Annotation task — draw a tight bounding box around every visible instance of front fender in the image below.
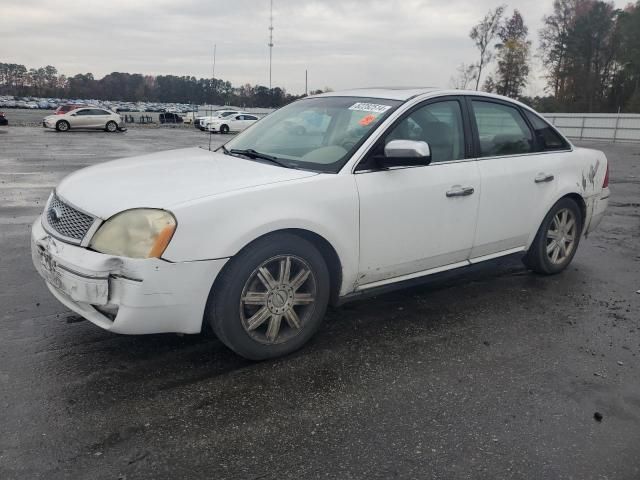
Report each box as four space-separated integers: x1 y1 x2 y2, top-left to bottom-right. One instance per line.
163 174 360 296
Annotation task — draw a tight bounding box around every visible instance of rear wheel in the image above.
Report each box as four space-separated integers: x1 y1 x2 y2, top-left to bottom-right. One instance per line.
523 197 583 274
105 121 117 132
206 233 330 360
56 120 70 132
220 124 229 134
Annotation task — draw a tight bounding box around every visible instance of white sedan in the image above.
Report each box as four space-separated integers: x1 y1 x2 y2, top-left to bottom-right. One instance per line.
205 113 259 134
43 107 122 132
31 88 609 359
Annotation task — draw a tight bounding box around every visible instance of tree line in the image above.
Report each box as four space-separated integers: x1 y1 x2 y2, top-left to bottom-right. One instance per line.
0 64 312 108
456 0 640 112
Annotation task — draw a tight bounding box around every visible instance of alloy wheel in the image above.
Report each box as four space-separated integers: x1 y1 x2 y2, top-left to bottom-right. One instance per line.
546 208 577 265
239 255 317 345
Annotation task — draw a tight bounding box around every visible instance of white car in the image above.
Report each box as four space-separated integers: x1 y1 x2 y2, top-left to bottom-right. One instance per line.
43 107 122 132
31 88 609 359
199 110 249 131
206 113 259 134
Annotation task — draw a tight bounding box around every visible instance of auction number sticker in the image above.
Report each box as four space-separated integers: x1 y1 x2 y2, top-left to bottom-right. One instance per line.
348 103 392 114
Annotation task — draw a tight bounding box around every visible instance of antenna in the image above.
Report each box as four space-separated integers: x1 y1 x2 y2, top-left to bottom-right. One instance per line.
268 0 274 90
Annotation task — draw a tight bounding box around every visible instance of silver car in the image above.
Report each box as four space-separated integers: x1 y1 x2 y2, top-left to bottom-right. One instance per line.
43 108 122 132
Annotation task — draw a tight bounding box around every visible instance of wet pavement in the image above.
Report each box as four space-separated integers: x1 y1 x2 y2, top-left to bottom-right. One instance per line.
1 127 639 479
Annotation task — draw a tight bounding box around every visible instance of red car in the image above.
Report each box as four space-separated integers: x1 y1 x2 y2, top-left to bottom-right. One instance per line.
0 112 7 126
54 104 86 115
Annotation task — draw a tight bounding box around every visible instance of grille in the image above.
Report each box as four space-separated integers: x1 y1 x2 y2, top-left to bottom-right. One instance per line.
45 194 95 242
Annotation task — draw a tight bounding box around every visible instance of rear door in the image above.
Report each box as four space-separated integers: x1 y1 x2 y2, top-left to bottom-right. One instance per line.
468 98 567 260
90 109 111 128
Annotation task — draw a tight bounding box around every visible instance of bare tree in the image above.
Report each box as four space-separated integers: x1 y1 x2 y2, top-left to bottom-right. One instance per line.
449 63 478 89
470 5 506 90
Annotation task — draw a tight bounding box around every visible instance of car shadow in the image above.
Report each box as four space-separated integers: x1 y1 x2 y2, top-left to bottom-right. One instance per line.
46 254 547 396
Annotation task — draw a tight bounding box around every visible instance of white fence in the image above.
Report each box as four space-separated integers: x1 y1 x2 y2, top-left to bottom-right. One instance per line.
542 113 640 142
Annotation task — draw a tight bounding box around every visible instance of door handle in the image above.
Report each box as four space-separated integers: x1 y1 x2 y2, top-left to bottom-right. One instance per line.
446 186 475 198
534 173 555 183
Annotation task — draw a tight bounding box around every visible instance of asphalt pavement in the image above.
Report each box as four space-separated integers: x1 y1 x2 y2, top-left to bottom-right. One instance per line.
1 126 639 479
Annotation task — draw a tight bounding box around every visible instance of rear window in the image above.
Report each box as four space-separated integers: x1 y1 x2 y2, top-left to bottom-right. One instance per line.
524 111 570 151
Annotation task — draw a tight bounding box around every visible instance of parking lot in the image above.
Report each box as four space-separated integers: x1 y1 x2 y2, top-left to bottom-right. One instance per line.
1 126 639 479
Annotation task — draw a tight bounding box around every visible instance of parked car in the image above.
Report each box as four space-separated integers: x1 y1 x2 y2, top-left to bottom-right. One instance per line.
206 114 259 134
54 104 86 115
0 112 7 126
31 88 609 360
42 107 122 132
159 112 184 124
199 110 246 131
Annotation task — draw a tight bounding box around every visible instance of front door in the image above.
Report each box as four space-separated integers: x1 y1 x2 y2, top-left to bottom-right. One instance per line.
355 98 480 286
70 108 93 128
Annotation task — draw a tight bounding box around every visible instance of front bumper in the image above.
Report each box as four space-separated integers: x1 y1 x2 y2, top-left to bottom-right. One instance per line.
31 217 228 334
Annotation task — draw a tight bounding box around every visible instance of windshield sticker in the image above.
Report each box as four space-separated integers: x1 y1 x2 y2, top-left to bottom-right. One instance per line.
358 114 378 126
348 102 392 114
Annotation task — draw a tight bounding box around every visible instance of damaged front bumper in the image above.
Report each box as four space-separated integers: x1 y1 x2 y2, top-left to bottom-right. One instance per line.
31 217 228 334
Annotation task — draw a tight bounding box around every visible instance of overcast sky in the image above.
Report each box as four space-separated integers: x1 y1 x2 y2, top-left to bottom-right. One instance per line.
1 0 630 96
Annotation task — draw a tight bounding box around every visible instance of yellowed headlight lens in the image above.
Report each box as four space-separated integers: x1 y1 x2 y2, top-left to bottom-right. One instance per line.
90 209 176 259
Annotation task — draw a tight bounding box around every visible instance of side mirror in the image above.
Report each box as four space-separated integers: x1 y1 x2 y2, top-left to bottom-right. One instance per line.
379 140 432 168
70 113 77 116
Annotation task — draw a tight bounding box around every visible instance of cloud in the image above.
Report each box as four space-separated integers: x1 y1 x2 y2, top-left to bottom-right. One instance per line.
0 0 630 95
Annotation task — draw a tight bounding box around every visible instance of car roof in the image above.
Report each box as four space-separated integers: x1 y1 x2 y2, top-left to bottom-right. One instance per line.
312 88 534 110
312 87 439 101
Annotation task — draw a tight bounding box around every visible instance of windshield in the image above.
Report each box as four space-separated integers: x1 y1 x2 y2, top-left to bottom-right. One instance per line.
222 96 401 173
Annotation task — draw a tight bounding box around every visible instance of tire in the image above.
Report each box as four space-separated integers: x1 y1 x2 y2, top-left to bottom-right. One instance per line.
56 120 70 132
523 197 583 275
220 124 229 134
105 121 117 132
206 232 330 360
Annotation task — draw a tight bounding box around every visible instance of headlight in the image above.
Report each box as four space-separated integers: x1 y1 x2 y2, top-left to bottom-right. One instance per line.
89 209 176 259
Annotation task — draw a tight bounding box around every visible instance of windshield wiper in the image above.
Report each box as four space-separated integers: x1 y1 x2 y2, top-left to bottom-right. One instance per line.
229 149 294 169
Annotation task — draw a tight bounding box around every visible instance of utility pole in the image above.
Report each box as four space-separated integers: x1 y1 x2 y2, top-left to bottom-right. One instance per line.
212 43 217 82
212 43 217 103
268 0 274 90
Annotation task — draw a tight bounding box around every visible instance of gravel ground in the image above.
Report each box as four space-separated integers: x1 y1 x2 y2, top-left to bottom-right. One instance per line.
0 126 639 479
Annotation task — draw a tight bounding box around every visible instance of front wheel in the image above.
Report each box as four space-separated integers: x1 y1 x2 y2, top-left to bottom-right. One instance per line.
206 233 330 360
524 197 583 275
56 120 70 132
105 121 118 132
220 124 229 134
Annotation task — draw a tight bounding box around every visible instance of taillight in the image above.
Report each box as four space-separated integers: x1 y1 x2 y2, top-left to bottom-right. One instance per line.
602 163 609 188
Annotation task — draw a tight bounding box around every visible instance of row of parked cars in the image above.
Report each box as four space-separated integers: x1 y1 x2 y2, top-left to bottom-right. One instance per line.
0 95 197 114
40 104 263 133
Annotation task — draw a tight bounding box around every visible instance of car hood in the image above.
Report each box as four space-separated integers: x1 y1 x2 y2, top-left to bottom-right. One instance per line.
56 147 318 219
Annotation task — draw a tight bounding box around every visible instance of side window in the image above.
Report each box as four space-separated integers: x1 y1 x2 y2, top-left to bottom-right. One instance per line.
235 115 243 120
246 115 258 121
524 111 569 151
471 101 534 157
385 100 465 163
